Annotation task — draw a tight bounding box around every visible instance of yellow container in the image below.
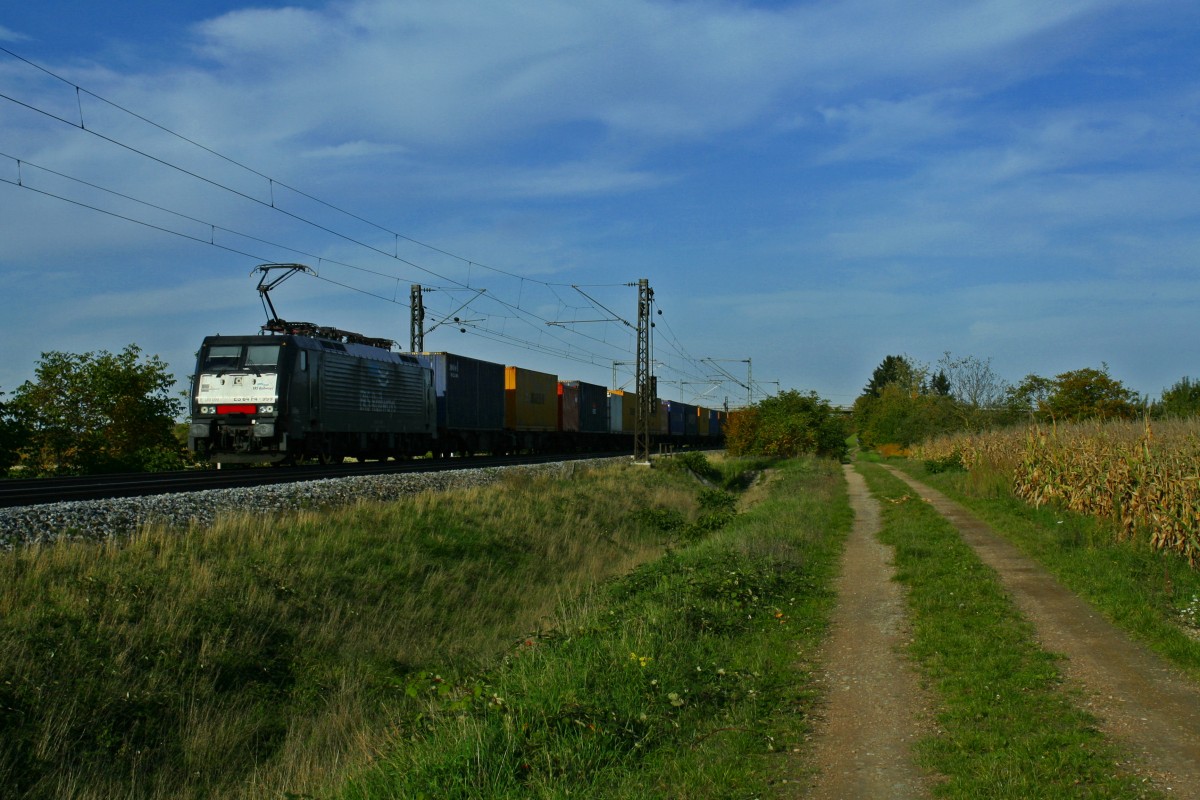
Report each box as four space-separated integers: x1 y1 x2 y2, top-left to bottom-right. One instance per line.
505 366 558 431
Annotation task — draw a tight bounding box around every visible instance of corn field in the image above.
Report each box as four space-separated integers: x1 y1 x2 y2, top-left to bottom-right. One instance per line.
916 420 1200 566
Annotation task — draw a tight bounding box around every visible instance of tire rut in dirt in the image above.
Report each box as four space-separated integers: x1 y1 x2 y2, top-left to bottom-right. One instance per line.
796 465 933 798
885 465 1200 799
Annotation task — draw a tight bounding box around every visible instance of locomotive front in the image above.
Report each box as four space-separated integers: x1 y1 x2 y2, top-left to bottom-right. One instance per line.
189 336 291 463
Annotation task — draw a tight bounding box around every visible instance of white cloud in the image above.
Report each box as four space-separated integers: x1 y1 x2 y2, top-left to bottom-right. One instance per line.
817 91 972 162
0 25 28 43
166 0 1134 156
300 140 409 159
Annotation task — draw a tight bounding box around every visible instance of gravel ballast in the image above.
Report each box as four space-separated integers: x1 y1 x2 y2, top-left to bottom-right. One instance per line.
1 458 623 549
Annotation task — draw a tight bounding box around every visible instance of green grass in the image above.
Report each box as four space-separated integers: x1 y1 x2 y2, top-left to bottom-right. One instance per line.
0 461 707 799
856 462 1159 799
896 459 1200 683
341 456 850 799
0 455 850 799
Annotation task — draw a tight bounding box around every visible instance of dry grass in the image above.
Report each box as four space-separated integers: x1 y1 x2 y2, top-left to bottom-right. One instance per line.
0 462 702 799
917 419 1200 564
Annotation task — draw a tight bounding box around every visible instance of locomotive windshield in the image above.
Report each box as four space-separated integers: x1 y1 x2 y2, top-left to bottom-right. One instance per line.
246 345 281 368
202 344 281 371
203 345 241 370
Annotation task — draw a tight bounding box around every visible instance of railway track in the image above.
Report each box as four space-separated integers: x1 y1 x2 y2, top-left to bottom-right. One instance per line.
0 451 633 509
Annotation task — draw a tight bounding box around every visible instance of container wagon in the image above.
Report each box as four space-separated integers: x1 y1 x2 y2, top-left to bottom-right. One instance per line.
413 351 506 456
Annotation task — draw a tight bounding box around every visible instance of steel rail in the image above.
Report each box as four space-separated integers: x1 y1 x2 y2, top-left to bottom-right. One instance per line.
0 452 632 509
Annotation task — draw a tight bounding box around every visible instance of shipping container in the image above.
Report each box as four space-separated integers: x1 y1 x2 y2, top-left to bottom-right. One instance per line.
697 406 711 437
506 366 558 431
707 408 721 437
413 352 505 431
654 399 669 435
667 400 686 436
608 391 624 434
607 389 638 434
560 380 609 433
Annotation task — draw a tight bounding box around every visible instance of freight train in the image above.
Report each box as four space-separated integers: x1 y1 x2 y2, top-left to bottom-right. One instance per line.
187 319 725 464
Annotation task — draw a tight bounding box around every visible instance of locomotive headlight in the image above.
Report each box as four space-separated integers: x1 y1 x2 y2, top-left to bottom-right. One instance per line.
199 405 214 415
258 405 275 415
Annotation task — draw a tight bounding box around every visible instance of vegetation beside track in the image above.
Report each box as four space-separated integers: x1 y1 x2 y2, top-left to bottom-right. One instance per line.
341 456 848 799
857 462 1160 798
892 456 1200 684
0 454 849 799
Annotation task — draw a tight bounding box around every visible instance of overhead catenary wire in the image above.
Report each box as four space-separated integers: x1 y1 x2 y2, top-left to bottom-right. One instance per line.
0 45 751 403
0 48 643 362
0 44 618 291
0 152 645 374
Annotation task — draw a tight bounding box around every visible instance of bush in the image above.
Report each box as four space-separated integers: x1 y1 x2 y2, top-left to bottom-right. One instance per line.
725 390 847 460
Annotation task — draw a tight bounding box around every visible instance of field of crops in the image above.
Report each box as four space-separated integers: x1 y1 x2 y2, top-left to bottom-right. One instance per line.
916 419 1200 565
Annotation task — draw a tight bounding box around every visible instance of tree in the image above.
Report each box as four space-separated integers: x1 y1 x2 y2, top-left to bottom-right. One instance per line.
725 390 848 460
1043 366 1140 422
1006 366 1139 422
1006 374 1055 418
1156 377 1200 419
854 383 958 448
928 370 951 397
12 345 185 475
855 354 937 447
0 390 30 475
936 352 1009 409
863 355 921 398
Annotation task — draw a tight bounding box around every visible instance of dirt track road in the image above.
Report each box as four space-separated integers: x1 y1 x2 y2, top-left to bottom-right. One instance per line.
795 465 932 798
885 465 1200 798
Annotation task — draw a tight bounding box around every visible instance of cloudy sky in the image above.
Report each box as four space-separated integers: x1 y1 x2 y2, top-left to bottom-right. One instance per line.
2 0 1197 409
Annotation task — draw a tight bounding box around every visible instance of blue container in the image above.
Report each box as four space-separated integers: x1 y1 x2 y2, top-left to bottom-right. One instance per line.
667 401 686 436
414 352 505 432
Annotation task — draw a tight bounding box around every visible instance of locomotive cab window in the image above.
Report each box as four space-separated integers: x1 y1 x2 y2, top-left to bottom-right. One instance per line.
246 345 281 368
203 345 241 370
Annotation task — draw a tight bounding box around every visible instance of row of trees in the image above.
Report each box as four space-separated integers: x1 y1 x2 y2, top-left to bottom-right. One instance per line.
853 352 1194 449
648 351 1190 461
0 345 186 476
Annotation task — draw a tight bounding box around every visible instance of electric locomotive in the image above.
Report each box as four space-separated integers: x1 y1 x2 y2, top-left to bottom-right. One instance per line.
188 321 435 464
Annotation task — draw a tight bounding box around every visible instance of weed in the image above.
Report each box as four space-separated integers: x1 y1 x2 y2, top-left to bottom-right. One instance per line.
923 451 965 474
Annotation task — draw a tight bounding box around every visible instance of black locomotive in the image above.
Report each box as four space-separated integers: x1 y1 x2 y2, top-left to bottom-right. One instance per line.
188 322 436 464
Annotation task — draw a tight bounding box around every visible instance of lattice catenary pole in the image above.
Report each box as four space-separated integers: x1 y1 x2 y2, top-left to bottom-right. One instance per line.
410 284 425 352
634 278 655 463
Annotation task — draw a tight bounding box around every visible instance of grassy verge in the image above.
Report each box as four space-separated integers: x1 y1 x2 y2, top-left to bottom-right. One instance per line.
896 459 1200 683
341 456 849 799
0 461 711 799
856 462 1158 799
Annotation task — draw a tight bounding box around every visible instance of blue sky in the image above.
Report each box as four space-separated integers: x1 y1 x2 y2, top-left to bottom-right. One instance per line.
2 0 1198 409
